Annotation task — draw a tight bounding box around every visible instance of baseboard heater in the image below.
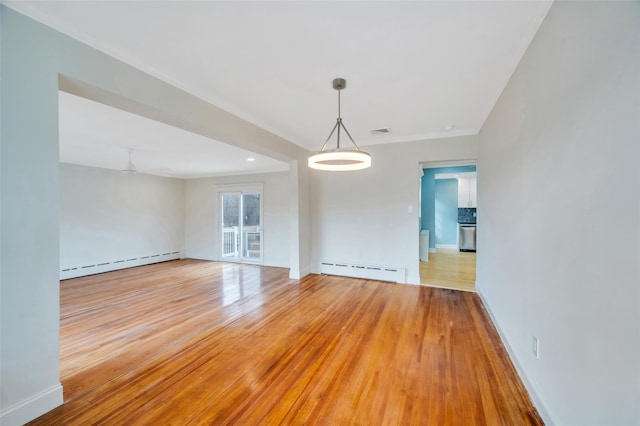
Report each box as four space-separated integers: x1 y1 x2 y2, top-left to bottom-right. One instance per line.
60 251 182 280
319 261 405 283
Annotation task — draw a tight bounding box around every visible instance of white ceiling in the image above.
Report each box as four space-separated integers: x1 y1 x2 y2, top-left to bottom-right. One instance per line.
59 91 290 178
8 1 553 177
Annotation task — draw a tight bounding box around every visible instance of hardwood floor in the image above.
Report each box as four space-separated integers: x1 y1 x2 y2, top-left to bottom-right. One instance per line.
420 250 477 292
30 259 541 425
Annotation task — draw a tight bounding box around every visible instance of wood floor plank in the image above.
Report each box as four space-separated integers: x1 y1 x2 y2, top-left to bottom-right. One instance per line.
420 250 477 292
28 260 541 425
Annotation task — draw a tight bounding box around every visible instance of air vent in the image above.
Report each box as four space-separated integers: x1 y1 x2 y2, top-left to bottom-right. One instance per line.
370 128 390 135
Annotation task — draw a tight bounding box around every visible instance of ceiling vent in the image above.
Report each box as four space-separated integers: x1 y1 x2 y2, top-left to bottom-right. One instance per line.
370 128 391 135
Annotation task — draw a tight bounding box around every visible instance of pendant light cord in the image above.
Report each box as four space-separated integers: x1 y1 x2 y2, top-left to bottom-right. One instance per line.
336 89 341 149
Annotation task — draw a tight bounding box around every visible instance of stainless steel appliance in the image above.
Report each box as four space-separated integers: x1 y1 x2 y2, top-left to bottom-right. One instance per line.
458 224 477 252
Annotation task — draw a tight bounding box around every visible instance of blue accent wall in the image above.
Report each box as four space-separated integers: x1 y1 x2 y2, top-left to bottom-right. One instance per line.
435 179 459 245
421 169 437 247
421 165 476 248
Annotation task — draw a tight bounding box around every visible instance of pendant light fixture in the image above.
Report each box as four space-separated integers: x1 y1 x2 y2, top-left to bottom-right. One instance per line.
308 78 371 171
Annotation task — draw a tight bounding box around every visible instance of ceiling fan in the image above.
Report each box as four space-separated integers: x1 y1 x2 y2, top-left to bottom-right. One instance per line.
120 148 137 175
120 148 173 177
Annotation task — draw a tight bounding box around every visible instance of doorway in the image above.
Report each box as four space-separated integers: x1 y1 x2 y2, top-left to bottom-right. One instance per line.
219 189 263 264
419 161 477 292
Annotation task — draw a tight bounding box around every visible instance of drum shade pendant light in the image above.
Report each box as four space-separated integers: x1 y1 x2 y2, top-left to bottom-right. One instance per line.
308 78 371 171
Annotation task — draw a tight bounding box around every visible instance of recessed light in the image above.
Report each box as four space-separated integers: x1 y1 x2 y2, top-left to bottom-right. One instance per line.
444 124 455 131
247 157 255 162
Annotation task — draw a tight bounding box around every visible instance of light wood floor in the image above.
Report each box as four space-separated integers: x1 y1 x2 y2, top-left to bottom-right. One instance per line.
420 250 477 292
30 259 540 425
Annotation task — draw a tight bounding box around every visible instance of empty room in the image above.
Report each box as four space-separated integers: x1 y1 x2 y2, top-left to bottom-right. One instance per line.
1 1 638 425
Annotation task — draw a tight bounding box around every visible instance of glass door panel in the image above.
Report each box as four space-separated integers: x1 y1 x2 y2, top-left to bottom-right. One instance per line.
220 191 262 263
221 193 240 260
242 193 261 260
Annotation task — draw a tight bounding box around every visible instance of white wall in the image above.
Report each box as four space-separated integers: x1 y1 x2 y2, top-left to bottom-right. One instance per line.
477 2 640 425
310 136 478 284
1 8 64 424
60 164 184 278
288 159 312 279
0 6 307 424
185 172 290 268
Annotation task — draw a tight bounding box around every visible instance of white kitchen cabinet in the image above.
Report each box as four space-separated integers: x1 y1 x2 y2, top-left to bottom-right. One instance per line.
469 176 477 207
457 176 477 208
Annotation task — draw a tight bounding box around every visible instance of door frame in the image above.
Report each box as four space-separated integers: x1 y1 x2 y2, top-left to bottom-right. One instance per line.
216 183 264 265
418 160 478 289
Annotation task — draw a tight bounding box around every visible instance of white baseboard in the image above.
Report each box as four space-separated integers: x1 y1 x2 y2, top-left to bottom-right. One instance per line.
60 250 183 280
186 254 216 262
436 244 459 250
429 248 437 253
319 261 405 284
0 383 63 426
476 289 554 426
